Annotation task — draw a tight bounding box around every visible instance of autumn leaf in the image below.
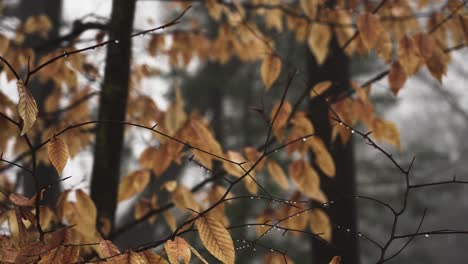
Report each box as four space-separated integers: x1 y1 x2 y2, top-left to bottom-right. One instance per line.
308 137 335 178
397 35 422 75
196 214 235 264
310 209 332 242
308 23 331 65
266 160 289 190
17 80 38 135
165 237 191 264
356 12 383 50
310 81 332 98
47 136 69 175
139 250 169 264
329 256 341 264
118 170 150 202
171 185 200 212
388 61 407 96
289 160 321 199
98 240 120 258
261 54 282 90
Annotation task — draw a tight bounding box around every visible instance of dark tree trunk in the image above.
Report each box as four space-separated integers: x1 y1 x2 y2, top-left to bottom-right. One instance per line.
90 0 136 233
307 37 358 263
13 0 63 206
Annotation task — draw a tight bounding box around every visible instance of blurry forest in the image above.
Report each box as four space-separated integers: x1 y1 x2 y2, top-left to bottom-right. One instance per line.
0 0 468 263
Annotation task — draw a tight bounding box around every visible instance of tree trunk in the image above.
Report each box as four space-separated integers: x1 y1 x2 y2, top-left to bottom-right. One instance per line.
90 0 136 233
307 37 358 263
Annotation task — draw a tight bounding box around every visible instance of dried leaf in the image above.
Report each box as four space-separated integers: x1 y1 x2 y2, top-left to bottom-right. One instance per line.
17 80 38 135
266 160 289 190
388 61 407 95
118 170 150 202
308 138 335 178
397 35 422 75
289 160 320 199
310 209 332 242
329 256 341 264
310 81 332 98
165 237 191 264
139 250 169 264
356 12 383 50
261 54 282 90
98 240 120 258
196 214 235 264
308 24 331 65
47 136 69 175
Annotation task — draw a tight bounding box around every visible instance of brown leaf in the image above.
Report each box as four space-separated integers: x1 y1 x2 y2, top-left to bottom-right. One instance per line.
308 138 335 177
310 209 332 242
171 186 200 212
310 81 332 98
356 12 383 50
196 214 235 264
261 54 282 90
139 250 169 264
397 35 422 75
266 160 289 190
375 31 392 63
17 80 38 135
8 193 35 207
308 24 331 64
270 100 292 141
98 240 121 258
388 61 407 96
47 136 69 175
165 237 191 264
329 256 341 264
118 170 150 202
289 160 320 199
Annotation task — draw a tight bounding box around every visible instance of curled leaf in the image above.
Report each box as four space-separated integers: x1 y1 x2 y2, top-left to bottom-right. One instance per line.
17 80 38 135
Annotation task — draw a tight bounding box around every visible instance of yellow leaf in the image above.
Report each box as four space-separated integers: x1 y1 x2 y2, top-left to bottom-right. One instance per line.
223 151 247 177
300 0 318 19
75 189 98 238
118 170 150 202
356 13 383 50
289 160 320 199
260 54 281 90
310 209 332 242
164 85 187 136
310 81 332 98
308 23 331 65
196 214 235 264
266 160 289 190
47 136 69 175
243 173 258 194
17 80 38 135
165 237 191 264
388 61 407 96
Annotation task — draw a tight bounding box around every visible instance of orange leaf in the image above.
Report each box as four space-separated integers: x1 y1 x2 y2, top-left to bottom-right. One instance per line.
261 54 282 90
196 214 235 264
308 138 335 177
47 136 69 175
118 170 150 202
165 237 191 264
17 80 38 135
98 240 120 258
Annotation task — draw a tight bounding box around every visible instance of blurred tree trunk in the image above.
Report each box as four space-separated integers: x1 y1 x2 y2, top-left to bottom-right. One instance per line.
307 37 358 263
12 0 63 206
90 0 136 233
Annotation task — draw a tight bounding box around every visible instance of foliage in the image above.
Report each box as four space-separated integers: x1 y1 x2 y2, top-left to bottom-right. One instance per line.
0 0 467 263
